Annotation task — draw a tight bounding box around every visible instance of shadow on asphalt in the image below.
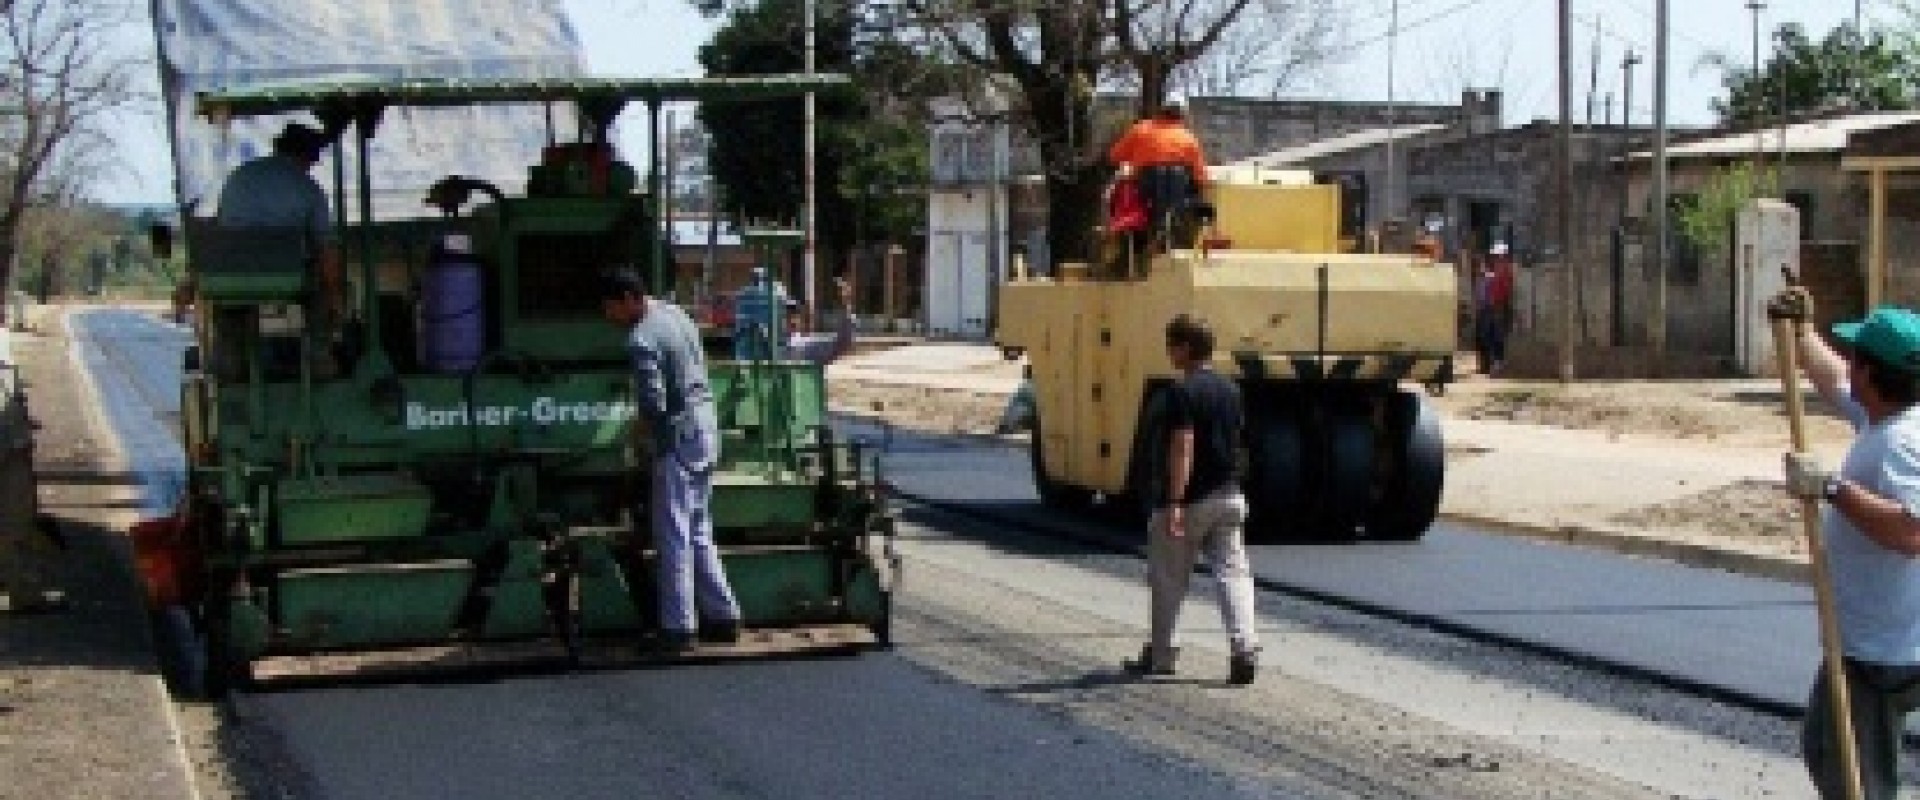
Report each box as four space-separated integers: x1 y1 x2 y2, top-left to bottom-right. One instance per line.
0 514 162 679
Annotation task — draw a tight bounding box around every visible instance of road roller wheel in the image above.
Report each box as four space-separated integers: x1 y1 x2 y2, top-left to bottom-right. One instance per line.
1030 416 1090 511
1244 408 1306 542
1367 390 1445 541
1116 387 1172 527
1315 406 1376 540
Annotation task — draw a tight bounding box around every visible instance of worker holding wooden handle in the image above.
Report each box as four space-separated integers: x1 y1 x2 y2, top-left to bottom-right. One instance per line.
1771 284 1920 800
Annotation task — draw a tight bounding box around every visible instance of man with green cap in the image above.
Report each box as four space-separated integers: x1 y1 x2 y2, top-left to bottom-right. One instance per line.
1774 289 1920 800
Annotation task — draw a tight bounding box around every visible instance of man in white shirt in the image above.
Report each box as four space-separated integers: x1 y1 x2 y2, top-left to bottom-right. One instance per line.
1778 290 1920 800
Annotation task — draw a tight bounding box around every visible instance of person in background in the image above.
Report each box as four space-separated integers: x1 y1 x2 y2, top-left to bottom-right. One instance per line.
1474 242 1515 375
1773 286 1920 800
786 277 857 366
1108 100 1209 252
1122 314 1259 686
599 268 742 653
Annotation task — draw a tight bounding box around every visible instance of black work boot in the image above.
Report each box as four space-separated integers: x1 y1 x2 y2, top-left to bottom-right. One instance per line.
652 629 696 654
698 619 741 645
1121 644 1177 677
1228 651 1258 686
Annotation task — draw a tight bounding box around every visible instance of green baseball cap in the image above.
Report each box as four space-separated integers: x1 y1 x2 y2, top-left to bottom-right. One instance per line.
1833 306 1920 375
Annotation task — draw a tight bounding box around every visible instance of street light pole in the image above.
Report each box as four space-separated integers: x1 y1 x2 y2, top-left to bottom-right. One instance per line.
1652 0 1670 362
1621 50 1640 129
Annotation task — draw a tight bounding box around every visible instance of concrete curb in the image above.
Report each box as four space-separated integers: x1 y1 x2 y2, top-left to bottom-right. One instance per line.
1439 511 1811 586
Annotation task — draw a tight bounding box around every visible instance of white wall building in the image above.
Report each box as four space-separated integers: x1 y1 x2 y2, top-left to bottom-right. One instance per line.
924 96 1011 340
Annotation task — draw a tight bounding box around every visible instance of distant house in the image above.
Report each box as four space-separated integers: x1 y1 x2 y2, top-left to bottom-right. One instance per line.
668 215 755 300
1606 112 1920 362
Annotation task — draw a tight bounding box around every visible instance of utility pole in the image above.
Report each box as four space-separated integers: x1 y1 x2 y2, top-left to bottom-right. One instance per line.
1385 0 1401 226
1652 0 1670 361
803 0 818 330
1557 0 1574 382
1587 16 1601 125
1621 50 1640 128
1747 1 1766 171
1855 0 1866 108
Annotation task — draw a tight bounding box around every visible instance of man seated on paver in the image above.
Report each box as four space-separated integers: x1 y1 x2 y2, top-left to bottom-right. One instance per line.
1775 286 1920 800
210 122 344 377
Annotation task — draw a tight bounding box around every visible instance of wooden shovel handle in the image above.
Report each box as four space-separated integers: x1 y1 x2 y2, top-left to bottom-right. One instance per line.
1770 315 1868 800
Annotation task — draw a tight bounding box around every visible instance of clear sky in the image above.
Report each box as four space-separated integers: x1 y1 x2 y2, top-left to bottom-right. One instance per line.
94 0 1881 205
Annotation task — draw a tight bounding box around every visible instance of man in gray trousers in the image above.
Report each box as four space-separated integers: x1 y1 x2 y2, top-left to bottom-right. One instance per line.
1123 314 1259 685
600 269 742 652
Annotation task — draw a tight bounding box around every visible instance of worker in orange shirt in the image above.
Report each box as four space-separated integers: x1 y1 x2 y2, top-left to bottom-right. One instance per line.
1109 99 1209 251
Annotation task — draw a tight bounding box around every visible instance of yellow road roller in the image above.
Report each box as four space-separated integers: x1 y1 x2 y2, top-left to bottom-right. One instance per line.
996 177 1457 541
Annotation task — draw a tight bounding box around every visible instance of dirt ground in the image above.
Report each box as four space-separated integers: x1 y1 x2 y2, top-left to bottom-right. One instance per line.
1433 378 1855 449
830 372 1854 449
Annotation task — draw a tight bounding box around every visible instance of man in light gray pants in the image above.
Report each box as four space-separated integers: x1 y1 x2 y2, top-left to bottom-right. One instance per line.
600 269 741 652
1123 314 1259 685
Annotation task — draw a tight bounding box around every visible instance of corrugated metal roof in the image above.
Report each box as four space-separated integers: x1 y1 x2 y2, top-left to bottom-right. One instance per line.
1230 123 1449 167
1624 112 1920 161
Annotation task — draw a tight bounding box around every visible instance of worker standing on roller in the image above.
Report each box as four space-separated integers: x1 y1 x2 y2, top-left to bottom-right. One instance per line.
1108 100 1209 252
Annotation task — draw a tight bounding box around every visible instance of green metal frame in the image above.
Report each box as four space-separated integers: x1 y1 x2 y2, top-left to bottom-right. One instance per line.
177 74 892 688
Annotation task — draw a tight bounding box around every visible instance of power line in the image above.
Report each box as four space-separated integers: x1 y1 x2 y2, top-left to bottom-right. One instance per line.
1336 0 1506 53
1599 0 1715 52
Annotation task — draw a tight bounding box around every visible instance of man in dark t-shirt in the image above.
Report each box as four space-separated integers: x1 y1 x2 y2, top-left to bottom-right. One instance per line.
1123 314 1260 685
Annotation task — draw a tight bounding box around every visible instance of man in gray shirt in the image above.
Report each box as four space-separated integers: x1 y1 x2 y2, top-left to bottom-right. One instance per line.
216 122 343 313
600 268 741 652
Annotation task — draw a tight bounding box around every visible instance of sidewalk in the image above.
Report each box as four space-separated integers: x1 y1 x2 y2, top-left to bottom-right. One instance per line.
0 307 198 799
828 342 1823 585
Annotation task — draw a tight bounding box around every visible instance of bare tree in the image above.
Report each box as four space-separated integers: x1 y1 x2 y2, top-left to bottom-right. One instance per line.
893 0 1336 261
1169 0 1339 99
0 0 145 319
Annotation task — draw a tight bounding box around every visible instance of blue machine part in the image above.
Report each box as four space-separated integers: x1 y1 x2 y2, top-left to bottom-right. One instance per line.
732 273 789 361
419 235 486 373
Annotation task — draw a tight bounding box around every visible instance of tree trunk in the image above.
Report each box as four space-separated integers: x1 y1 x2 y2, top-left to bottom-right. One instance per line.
1024 81 1106 266
0 220 17 327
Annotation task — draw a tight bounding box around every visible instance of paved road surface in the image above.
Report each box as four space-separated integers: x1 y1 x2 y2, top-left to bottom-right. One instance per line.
71 308 1831 799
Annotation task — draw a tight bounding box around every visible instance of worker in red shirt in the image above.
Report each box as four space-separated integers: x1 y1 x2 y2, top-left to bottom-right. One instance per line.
1109 100 1209 251
1474 242 1516 375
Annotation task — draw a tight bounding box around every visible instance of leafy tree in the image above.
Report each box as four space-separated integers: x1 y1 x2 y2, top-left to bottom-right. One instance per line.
694 0 930 273
1705 22 1916 126
700 0 1336 263
1673 161 1775 252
